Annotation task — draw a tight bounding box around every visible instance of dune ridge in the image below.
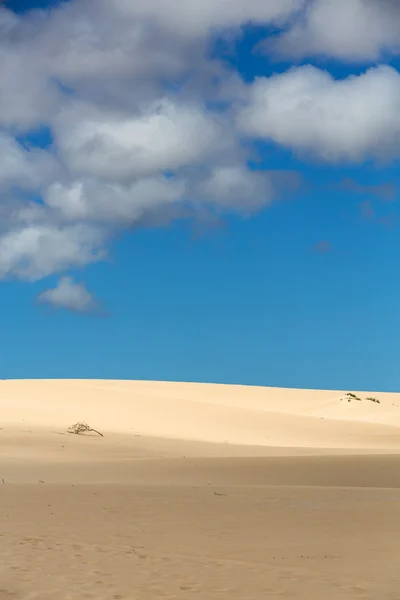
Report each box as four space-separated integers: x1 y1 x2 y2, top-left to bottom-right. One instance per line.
1 379 400 452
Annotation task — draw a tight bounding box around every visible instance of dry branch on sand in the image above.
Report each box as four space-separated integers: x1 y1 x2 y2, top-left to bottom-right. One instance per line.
67 422 104 437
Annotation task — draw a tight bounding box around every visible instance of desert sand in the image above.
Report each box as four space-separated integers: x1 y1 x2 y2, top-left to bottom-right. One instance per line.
1 379 400 599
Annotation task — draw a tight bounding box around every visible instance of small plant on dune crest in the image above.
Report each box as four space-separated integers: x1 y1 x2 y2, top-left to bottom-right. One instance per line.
366 397 381 404
344 392 362 402
67 422 104 437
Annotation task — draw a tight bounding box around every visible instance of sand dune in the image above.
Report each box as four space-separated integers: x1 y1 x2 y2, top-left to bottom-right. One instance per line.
1 379 400 599
1 379 400 451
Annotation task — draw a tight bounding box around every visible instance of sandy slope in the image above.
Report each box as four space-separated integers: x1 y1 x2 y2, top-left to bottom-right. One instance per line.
1 379 400 451
1 379 400 599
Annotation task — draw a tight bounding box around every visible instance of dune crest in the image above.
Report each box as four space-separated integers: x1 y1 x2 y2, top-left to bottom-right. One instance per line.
1 379 400 452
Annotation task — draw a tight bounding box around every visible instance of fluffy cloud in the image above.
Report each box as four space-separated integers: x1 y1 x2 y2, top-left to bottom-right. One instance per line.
0 224 105 281
1 0 302 284
44 176 187 223
0 8 61 131
269 0 400 61
195 165 275 212
52 99 234 183
110 0 302 37
1 0 399 291
0 133 58 192
0 0 303 127
236 65 400 162
38 276 99 313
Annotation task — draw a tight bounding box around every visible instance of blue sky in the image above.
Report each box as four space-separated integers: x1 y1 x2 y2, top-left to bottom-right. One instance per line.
1 0 400 390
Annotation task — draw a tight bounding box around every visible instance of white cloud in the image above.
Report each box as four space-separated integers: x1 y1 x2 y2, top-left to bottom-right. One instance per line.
26 1 195 106
194 165 274 212
0 9 61 131
0 0 302 130
44 176 187 223
2 0 399 290
44 166 280 223
52 99 233 183
111 0 303 37
236 65 400 162
1 0 304 285
0 134 58 192
0 224 105 281
269 0 400 61
38 276 98 313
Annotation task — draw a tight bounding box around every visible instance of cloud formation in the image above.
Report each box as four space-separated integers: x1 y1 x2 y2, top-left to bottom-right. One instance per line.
236 65 400 162
38 276 99 313
0 224 105 281
269 0 400 62
0 133 58 192
52 99 233 183
0 0 399 299
0 0 304 286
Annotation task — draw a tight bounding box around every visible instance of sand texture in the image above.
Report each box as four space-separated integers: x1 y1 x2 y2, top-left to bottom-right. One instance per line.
1 379 400 599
